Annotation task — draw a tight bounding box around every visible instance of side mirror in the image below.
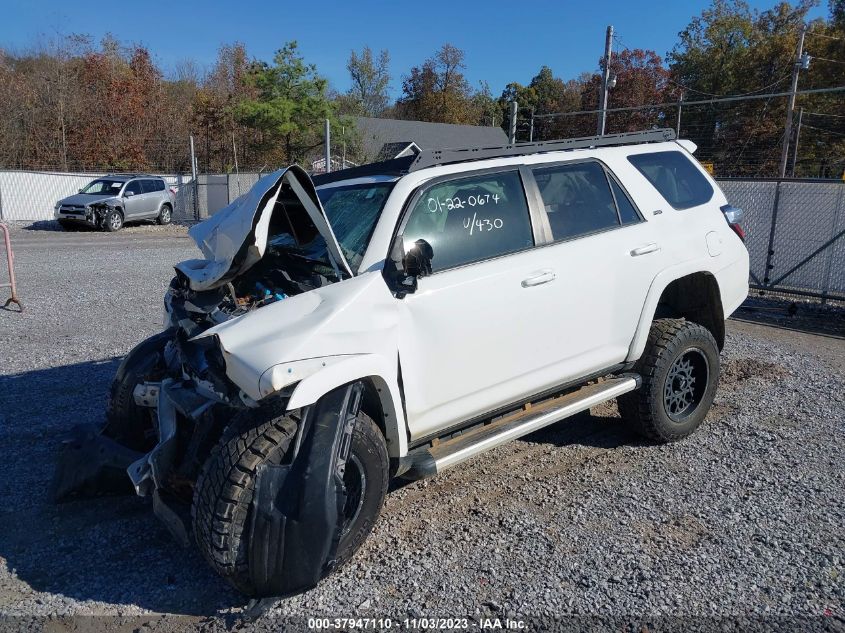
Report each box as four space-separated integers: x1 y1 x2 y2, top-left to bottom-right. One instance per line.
124 190 135 197
386 236 433 298
403 239 433 278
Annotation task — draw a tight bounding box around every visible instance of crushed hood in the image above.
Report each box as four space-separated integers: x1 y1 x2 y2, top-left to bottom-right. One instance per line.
176 165 353 291
59 193 121 206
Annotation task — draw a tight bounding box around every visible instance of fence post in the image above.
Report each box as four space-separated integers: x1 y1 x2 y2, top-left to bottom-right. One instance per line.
762 181 783 292
190 135 200 221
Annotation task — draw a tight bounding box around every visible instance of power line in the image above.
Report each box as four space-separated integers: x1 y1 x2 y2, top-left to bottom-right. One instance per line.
612 30 793 98
533 85 845 119
665 74 792 98
807 31 845 41
813 56 845 66
800 124 845 137
803 110 845 119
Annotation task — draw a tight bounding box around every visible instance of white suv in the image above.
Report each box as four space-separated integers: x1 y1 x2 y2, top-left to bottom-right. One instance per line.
55 129 749 601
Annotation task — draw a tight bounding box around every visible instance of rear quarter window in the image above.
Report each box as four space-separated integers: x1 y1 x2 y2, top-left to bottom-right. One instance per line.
627 150 714 210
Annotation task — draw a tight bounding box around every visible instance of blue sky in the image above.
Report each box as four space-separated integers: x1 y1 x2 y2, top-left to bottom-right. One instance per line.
0 0 829 98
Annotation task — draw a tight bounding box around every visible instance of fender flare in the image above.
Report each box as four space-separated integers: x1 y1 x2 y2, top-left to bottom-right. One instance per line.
259 354 408 457
627 259 721 362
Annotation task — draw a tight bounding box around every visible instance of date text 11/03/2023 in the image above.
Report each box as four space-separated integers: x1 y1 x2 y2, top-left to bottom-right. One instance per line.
307 617 527 630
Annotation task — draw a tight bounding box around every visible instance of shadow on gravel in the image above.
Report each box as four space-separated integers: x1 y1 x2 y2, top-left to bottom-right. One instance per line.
0 358 240 615
733 296 845 338
521 410 641 449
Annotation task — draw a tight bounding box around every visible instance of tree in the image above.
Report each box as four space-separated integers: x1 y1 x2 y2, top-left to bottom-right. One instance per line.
346 46 390 116
396 44 478 124
235 41 337 165
667 0 839 176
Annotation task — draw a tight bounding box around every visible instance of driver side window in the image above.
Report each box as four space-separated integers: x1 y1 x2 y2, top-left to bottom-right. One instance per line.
124 180 143 195
402 170 534 273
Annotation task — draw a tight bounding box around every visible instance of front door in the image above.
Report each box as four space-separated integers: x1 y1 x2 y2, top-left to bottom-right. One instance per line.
122 180 145 218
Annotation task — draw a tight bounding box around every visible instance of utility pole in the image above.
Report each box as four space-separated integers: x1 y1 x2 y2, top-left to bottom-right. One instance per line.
779 24 808 178
597 25 614 136
232 132 240 198
324 119 331 174
676 92 684 136
529 107 535 142
791 106 804 177
508 101 518 144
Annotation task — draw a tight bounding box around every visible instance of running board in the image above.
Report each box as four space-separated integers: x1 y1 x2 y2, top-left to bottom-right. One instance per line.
402 375 640 480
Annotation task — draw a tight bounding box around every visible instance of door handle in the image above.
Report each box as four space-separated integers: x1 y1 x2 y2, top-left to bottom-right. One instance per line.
630 243 661 257
521 270 556 287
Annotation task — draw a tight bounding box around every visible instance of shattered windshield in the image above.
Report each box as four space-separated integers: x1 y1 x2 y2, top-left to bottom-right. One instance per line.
316 180 395 272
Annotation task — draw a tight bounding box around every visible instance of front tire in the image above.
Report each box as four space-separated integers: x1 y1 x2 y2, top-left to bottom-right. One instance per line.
192 403 389 596
157 204 172 225
103 209 123 232
102 330 172 451
619 318 720 442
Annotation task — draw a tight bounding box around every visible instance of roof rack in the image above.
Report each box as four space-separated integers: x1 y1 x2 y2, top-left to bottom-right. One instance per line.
407 128 676 172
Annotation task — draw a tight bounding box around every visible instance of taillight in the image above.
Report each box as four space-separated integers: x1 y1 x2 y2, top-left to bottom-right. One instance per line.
169 187 176 195
720 204 745 242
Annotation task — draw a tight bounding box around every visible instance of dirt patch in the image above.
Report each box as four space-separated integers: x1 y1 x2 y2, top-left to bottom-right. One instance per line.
721 358 789 386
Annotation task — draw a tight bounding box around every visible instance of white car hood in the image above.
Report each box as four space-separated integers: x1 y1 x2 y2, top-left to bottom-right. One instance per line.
176 165 353 291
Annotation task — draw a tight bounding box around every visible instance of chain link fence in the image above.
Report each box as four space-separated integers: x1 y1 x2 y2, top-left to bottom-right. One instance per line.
0 167 842 301
718 178 845 301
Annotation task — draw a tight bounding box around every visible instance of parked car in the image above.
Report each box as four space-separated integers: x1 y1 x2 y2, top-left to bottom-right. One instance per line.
54 174 175 231
55 129 749 602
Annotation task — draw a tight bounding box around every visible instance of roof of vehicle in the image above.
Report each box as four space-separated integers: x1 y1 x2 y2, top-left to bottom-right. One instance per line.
312 128 678 187
99 174 162 181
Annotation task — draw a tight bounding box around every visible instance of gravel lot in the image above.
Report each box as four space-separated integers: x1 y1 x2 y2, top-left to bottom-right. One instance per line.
0 225 843 631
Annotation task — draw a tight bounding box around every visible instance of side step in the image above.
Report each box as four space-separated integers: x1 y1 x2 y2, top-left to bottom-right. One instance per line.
402 374 640 480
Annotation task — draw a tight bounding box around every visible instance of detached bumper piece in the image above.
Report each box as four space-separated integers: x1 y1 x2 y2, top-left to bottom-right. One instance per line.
245 383 361 614
52 424 143 501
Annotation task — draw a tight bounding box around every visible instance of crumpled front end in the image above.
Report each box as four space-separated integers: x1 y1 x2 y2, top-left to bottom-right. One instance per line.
53 164 357 508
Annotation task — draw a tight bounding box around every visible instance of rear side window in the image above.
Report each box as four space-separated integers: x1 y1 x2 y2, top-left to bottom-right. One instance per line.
628 151 713 209
532 161 627 241
402 170 534 273
609 177 641 225
140 179 165 193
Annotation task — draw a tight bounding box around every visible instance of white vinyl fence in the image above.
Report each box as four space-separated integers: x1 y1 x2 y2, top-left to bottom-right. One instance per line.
0 170 267 223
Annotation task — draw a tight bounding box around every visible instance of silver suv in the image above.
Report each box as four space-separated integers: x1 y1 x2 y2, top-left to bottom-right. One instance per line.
54 174 175 231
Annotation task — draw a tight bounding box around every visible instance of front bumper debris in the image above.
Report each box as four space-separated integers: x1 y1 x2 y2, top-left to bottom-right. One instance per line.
52 424 143 501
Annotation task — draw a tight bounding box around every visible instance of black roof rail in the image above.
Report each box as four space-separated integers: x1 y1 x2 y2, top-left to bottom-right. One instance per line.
407 128 677 172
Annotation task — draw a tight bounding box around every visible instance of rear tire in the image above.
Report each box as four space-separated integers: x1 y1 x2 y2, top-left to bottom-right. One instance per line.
618 318 720 442
192 403 389 596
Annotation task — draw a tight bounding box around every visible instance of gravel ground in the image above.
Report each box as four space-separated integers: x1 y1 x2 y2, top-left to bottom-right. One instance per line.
0 226 843 632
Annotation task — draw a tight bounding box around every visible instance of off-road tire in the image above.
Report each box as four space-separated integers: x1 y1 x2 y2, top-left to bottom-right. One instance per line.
618 318 720 442
157 204 172 225
103 209 123 232
102 330 171 451
192 403 389 596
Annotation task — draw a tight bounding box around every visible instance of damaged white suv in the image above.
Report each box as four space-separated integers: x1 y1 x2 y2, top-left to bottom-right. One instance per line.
55 129 749 602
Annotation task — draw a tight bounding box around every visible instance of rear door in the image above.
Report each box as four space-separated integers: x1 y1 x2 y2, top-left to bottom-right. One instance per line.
524 159 667 365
